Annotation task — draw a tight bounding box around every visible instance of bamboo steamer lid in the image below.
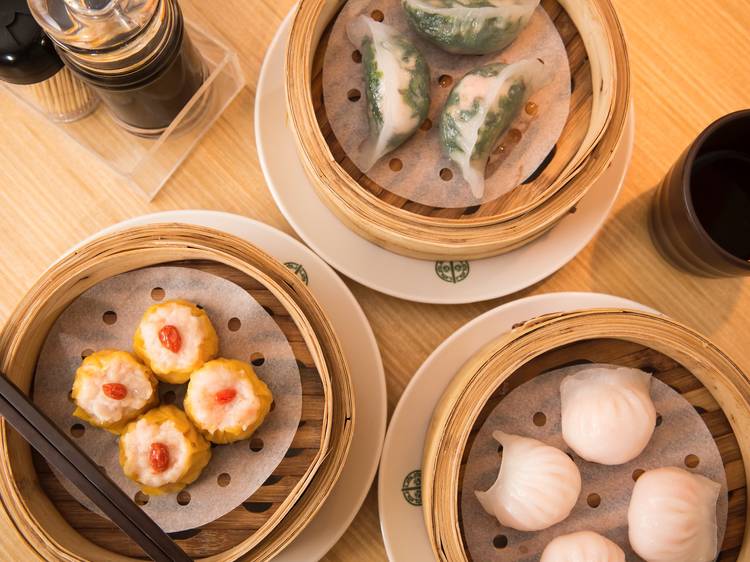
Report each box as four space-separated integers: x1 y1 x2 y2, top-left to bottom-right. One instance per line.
286 0 631 259
0 224 355 561
422 309 750 561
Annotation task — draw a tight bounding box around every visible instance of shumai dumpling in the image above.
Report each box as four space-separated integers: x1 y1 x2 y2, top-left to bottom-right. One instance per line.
184 358 273 444
347 15 430 171
134 299 219 384
72 350 158 433
540 531 625 562
402 0 539 55
560 365 656 465
440 58 551 198
475 431 581 531
628 467 720 562
119 405 211 495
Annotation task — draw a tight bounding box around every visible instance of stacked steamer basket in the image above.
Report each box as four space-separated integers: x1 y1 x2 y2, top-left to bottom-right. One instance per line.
0 225 354 561
286 0 631 259
422 309 749 560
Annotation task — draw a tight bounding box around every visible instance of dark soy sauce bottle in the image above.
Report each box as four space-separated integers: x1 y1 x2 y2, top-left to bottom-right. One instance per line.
29 0 205 137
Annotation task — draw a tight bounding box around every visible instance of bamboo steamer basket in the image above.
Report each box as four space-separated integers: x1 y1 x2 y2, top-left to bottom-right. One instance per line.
286 0 631 260
422 309 749 561
0 224 355 561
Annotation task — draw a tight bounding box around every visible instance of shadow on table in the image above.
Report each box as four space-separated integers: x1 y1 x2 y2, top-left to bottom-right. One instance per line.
588 187 743 336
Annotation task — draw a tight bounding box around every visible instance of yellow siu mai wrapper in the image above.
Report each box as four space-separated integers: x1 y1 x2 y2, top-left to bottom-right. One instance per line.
184 358 273 444
119 405 211 496
72 350 159 434
133 299 219 384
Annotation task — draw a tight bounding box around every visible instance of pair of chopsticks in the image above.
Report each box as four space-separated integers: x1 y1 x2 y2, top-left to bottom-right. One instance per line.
0 373 191 562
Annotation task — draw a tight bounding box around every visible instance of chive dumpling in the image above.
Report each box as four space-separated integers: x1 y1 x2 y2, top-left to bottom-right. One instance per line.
402 0 539 55
347 16 431 171
439 59 551 198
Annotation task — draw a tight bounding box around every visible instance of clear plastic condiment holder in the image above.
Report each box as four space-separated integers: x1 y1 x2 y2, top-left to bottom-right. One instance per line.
1 19 244 200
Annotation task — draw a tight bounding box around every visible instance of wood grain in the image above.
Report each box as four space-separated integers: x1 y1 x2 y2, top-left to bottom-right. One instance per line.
0 0 749 560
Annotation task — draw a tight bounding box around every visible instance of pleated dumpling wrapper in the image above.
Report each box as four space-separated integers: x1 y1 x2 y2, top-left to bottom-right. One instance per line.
347 15 431 171
540 531 625 562
184 358 273 444
119 405 211 495
134 299 219 384
72 350 158 434
440 58 552 198
628 467 720 562
475 431 581 531
402 0 539 55
560 366 656 465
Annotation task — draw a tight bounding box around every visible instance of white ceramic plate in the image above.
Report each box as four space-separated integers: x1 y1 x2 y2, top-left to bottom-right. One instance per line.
255 11 636 304
88 210 386 562
378 292 656 561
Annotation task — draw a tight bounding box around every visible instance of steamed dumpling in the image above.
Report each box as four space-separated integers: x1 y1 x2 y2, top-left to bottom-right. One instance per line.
133 299 219 384
347 15 430 171
560 366 656 465
540 531 625 562
439 58 551 198
402 0 539 55
628 467 720 562
475 431 581 531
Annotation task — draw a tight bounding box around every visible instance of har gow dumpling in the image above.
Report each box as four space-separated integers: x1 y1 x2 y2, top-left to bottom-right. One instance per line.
402 0 540 55
540 531 625 562
346 16 431 171
560 365 656 465
439 58 551 198
628 467 720 562
475 431 581 531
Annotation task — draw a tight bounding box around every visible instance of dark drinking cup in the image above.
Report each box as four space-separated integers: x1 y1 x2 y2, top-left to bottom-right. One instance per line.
651 109 750 277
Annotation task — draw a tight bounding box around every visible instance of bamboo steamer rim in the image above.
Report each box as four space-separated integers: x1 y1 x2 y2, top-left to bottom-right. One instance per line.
285 0 631 259
421 308 750 562
0 224 355 562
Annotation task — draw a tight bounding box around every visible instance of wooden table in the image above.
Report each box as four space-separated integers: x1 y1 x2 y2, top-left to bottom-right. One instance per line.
0 1 748 560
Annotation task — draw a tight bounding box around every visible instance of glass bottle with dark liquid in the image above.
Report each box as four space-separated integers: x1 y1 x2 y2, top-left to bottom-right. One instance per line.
28 0 205 137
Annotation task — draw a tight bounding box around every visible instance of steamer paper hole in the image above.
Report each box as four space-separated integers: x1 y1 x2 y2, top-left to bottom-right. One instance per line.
33 266 302 533
461 363 729 561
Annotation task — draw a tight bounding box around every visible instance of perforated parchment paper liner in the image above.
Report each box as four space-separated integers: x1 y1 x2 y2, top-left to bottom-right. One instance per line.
33 265 303 533
0 224 355 562
286 0 631 259
461 363 728 561
323 0 571 208
422 309 750 562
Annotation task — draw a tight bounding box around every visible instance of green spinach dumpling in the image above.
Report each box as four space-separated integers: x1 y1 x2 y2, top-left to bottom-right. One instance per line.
402 0 539 55
347 16 431 172
440 59 551 198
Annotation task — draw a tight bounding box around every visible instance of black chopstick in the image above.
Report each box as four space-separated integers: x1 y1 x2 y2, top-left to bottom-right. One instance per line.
0 374 192 562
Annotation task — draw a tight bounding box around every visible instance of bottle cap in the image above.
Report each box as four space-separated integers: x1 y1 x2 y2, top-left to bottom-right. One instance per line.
0 0 62 85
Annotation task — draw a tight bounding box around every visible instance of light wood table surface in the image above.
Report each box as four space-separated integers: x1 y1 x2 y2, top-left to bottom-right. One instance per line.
0 1 749 560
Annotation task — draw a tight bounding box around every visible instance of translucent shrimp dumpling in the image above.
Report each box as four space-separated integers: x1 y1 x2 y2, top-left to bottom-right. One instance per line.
475 431 581 531
402 0 540 55
440 58 552 198
628 467 720 562
346 16 430 171
540 531 625 562
560 365 656 465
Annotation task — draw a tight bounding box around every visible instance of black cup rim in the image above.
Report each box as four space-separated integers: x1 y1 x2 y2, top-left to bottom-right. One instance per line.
681 108 750 271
